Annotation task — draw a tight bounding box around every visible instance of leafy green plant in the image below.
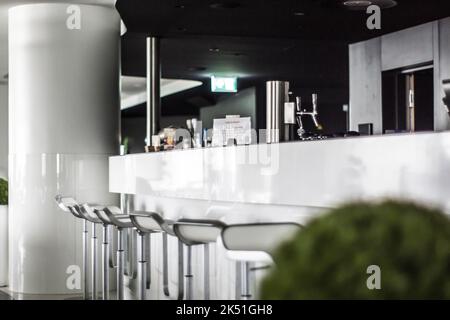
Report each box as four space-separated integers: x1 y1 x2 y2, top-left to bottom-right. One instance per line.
0 178 7 206
260 201 450 299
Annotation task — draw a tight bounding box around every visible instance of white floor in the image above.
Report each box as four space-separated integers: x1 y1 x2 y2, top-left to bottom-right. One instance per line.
0 286 141 301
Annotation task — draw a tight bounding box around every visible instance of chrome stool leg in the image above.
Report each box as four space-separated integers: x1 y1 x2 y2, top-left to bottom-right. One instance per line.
102 225 110 300
163 232 170 297
204 244 210 300
117 228 125 300
82 219 89 300
137 232 148 300
177 239 184 300
185 245 193 300
146 234 151 290
240 261 251 300
235 262 242 300
109 225 116 270
91 223 98 300
162 234 184 300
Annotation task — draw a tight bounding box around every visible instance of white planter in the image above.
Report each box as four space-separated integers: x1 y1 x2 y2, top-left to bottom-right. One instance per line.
0 205 7 287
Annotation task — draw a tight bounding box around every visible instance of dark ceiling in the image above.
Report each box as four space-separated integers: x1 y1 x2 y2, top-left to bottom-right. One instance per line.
117 0 450 120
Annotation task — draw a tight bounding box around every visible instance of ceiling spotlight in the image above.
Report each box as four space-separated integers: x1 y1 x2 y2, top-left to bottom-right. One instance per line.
209 47 220 53
209 2 241 9
293 12 305 16
342 0 397 10
343 0 373 9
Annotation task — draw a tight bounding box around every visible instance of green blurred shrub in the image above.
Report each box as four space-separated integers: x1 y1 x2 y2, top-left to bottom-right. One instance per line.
0 178 7 205
261 201 450 299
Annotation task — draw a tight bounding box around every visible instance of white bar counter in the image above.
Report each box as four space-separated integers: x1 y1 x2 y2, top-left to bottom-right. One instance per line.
110 132 450 214
109 132 450 299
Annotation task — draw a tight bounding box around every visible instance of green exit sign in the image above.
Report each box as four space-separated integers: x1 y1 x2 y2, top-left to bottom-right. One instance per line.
211 76 238 93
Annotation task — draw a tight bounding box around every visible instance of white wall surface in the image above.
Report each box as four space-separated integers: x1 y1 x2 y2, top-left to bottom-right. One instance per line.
0 84 6 179
381 23 434 71
349 18 450 133
349 38 383 134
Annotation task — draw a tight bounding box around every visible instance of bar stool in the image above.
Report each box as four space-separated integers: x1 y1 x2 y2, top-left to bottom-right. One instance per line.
130 211 184 300
76 204 104 300
56 196 118 300
220 222 302 299
173 219 226 300
84 205 121 300
55 195 89 300
101 206 135 300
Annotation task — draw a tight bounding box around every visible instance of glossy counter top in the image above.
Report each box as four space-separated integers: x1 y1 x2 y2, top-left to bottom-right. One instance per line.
110 132 450 211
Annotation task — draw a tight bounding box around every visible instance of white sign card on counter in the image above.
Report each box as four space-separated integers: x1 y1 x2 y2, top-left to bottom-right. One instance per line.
212 116 252 147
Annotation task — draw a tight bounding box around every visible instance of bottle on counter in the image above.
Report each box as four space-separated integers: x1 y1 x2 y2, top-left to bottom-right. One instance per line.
145 135 161 152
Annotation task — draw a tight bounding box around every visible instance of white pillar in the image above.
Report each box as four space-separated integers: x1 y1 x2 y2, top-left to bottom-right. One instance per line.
0 84 7 178
8 3 120 294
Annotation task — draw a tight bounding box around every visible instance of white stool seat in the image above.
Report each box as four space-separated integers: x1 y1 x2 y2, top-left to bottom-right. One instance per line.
221 222 302 254
226 250 273 264
173 218 226 300
103 206 134 228
174 219 226 245
130 211 174 235
220 222 302 300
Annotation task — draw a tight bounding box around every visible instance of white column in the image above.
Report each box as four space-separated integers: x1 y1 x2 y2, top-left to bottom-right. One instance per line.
9 3 120 294
0 84 7 178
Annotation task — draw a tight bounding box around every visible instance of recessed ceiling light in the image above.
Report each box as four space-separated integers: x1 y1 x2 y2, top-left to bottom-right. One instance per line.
342 0 397 10
343 0 372 8
174 4 186 9
293 12 305 16
209 47 220 53
209 2 241 9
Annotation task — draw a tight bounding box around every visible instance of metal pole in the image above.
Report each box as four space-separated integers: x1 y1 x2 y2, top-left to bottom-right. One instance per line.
91 223 98 300
108 225 116 268
177 240 184 300
117 228 124 300
241 261 251 300
235 262 242 300
146 234 151 290
82 220 89 300
266 81 289 144
185 245 193 300
137 232 147 300
102 225 110 300
146 37 161 148
204 244 210 300
163 232 170 297
125 229 137 279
